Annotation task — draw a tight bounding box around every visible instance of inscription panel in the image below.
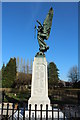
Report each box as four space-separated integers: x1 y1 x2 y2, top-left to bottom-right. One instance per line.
33 63 46 95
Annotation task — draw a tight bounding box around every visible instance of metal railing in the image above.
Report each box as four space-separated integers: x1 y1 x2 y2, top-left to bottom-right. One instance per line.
0 103 80 120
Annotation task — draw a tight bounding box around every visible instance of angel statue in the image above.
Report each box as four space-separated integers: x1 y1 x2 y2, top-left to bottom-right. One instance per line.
35 7 53 56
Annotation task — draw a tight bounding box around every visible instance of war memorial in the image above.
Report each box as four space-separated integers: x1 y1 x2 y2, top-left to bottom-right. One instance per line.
24 7 65 119
12 7 65 119
28 7 53 110
1 5 80 120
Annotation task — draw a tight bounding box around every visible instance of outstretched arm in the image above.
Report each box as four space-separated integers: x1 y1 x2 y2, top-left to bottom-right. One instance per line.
36 20 42 27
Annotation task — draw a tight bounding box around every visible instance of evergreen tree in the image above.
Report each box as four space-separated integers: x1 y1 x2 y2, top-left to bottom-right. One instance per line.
2 58 17 88
2 63 5 80
48 62 59 89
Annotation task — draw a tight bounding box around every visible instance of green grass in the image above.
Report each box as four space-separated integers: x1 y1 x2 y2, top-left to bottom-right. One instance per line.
8 93 29 99
3 88 80 104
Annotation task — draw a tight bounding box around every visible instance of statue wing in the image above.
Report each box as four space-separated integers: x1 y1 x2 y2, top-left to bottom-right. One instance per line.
43 7 53 40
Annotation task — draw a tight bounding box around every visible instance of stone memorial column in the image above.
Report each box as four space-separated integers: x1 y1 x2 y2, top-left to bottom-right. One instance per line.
28 55 51 110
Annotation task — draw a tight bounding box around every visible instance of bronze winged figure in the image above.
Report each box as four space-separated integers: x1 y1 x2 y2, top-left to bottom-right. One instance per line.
35 7 53 56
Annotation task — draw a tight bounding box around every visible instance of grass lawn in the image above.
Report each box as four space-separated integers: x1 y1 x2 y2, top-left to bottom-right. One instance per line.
2 88 80 105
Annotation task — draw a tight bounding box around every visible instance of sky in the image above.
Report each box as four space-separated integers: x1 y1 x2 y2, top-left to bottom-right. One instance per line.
2 2 78 81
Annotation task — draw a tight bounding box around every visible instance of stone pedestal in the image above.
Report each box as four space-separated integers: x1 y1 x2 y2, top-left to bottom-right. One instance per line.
28 56 51 110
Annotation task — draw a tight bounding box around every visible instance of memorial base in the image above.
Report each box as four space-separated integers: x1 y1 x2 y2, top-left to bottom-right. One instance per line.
28 56 51 110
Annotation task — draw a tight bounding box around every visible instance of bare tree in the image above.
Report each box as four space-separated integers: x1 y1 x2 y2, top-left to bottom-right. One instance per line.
20 57 23 72
26 59 29 74
16 57 19 72
30 59 32 74
68 66 79 83
23 59 25 73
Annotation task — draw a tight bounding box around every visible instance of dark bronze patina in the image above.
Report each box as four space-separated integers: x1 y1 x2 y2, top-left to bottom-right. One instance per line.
35 7 53 56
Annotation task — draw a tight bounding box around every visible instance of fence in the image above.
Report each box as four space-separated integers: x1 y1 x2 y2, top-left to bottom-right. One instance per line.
0 103 80 120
